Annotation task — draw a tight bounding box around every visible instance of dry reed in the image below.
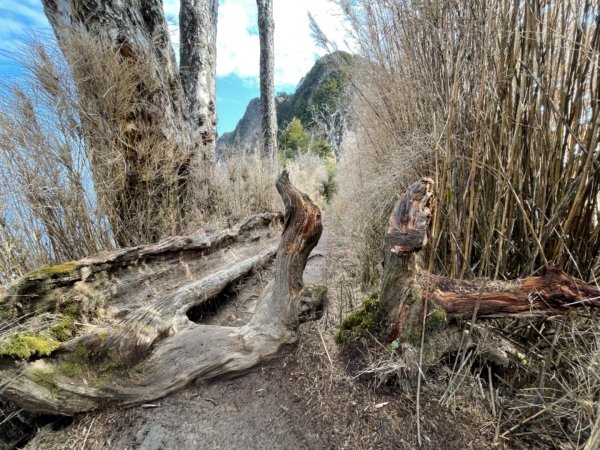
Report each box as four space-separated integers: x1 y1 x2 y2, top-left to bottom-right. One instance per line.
333 0 599 283
328 0 599 447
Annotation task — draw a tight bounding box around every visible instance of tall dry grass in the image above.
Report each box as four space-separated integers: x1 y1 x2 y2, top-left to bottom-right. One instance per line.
60 33 201 247
202 149 328 228
327 0 599 447
333 0 599 283
0 38 330 284
0 43 114 283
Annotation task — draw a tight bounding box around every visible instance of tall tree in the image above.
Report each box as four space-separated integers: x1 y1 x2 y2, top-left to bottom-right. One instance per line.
41 0 218 246
256 0 277 156
180 0 219 159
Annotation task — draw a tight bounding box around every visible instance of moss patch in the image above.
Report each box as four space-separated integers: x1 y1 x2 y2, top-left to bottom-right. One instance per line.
26 262 76 278
0 333 61 360
60 302 80 318
0 313 76 360
403 300 448 346
426 301 447 333
58 360 83 377
50 317 75 341
57 341 126 382
335 290 381 346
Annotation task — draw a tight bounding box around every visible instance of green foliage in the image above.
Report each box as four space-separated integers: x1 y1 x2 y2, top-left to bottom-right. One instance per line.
0 333 60 359
279 117 335 163
279 117 310 160
310 138 334 159
277 51 355 127
335 290 381 346
322 159 337 203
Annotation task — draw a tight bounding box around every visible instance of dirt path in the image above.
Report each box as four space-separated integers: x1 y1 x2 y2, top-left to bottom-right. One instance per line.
303 215 334 285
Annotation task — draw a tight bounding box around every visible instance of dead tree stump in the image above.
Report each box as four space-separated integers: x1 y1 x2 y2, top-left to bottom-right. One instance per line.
372 178 600 364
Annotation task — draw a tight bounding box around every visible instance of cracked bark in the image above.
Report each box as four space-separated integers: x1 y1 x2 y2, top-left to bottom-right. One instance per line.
180 0 218 158
41 0 218 244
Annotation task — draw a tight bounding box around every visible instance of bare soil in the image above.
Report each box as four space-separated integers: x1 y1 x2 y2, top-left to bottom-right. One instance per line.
21 217 493 449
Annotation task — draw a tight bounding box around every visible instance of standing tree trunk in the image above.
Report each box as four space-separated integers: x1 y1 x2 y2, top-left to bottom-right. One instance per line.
256 0 277 157
180 0 219 159
41 0 217 246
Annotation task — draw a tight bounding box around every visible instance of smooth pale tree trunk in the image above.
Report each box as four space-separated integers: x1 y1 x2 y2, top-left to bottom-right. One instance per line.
0 171 325 415
180 0 219 159
256 0 278 156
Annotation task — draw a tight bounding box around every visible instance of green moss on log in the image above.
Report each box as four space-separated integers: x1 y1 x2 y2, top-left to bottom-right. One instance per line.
50 317 75 341
29 365 58 396
335 290 381 346
26 262 76 278
403 297 448 346
0 313 76 360
426 301 447 332
0 333 60 359
57 341 126 381
58 360 83 377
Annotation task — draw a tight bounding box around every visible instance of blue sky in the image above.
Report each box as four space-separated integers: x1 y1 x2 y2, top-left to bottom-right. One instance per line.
0 0 348 134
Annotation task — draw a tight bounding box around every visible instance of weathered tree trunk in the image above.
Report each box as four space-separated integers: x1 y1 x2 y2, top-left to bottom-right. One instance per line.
41 0 217 245
378 178 600 357
379 177 435 343
0 172 324 415
256 0 278 156
180 0 219 159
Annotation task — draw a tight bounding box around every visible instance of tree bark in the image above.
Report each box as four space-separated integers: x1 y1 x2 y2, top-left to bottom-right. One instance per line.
41 0 217 245
379 177 435 342
0 172 324 415
180 0 218 159
256 0 278 157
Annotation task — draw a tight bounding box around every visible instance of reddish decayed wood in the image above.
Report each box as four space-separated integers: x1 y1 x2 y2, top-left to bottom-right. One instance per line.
385 177 434 255
431 266 600 319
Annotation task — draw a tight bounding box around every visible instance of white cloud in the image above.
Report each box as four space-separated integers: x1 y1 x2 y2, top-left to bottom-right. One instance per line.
0 0 350 91
163 0 350 89
217 0 260 79
272 0 349 87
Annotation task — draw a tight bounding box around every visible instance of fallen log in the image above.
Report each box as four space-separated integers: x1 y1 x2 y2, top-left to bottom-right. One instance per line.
0 170 325 415
428 266 600 319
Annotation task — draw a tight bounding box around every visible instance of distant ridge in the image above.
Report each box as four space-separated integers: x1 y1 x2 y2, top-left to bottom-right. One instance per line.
218 51 354 154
